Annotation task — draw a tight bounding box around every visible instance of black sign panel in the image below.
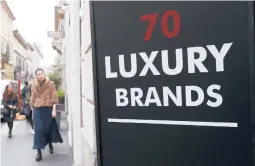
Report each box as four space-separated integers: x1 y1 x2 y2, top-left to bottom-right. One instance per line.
90 2 254 166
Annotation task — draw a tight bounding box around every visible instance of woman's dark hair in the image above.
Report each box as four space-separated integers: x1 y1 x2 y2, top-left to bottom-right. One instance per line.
35 68 45 75
3 84 16 101
3 85 9 95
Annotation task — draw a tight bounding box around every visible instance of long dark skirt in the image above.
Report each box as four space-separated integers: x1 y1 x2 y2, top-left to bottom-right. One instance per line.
33 107 63 149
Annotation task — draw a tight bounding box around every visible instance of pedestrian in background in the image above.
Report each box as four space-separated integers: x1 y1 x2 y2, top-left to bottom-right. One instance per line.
2 84 18 138
21 81 30 123
24 81 34 134
30 68 63 162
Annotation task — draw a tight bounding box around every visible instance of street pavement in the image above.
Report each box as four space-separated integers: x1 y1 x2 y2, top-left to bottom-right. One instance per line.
0 115 73 166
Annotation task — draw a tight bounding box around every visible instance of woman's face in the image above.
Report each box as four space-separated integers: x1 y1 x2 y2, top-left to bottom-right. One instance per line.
36 70 45 82
7 84 13 92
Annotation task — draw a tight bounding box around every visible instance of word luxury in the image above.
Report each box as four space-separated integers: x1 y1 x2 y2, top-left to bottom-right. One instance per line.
116 85 222 107
105 42 233 78
106 42 233 108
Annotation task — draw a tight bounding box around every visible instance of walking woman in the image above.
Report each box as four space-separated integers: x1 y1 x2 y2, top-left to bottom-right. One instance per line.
24 81 34 134
2 84 18 138
30 68 63 161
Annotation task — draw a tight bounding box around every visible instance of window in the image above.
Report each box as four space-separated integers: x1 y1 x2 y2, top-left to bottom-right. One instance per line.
21 59 25 71
16 56 21 67
61 24 64 31
15 51 23 70
1 38 7 54
60 19 65 31
25 61 28 71
7 45 13 64
1 39 13 64
13 50 17 65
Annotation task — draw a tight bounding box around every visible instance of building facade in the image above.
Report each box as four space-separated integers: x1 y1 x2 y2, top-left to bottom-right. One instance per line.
12 29 30 83
51 5 65 90
1 0 41 83
26 43 35 81
0 1 15 80
53 1 97 166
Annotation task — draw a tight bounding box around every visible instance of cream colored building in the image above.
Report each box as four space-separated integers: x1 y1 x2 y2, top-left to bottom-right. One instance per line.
0 1 15 80
26 43 35 81
12 29 30 83
0 0 36 83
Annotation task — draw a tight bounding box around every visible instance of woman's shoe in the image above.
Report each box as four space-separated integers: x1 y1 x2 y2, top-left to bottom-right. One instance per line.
36 149 42 162
49 143 54 154
8 132 12 138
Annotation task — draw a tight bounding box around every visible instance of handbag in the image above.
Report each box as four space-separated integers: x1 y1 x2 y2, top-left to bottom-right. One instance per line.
3 107 16 119
3 107 9 116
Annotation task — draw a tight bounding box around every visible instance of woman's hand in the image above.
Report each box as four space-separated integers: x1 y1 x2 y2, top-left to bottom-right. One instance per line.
52 104 57 118
52 109 56 118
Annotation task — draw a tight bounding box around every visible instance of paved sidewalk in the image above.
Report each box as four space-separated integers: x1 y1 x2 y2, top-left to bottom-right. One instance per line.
1 115 72 166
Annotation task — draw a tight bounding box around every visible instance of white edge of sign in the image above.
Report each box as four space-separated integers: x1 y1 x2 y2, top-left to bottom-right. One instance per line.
108 118 238 128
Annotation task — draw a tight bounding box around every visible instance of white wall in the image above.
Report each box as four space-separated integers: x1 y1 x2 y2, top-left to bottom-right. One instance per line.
80 1 97 166
62 1 98 165
63 3 73 149
1 4 13 44
64 2 83 166
1 5 12 42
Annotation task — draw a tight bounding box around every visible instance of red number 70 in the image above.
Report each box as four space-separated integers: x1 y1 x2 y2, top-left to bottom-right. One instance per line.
141 10 180 41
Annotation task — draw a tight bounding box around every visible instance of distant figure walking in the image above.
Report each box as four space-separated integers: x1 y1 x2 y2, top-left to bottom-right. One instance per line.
24 81 34 134
22 80 33 133
21 81 29 121
2 84 18 138
30 68 63 162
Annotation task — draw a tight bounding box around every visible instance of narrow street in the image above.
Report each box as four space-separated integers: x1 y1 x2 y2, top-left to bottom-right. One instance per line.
1 115 72 166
